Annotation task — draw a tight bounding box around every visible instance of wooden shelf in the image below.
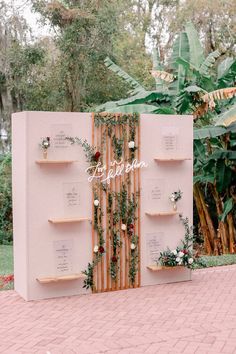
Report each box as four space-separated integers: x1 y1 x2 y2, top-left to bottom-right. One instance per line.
154 157 191 162
35 160 77 165
48 217 90 224
36 273 86 284
145 211 179 216
147 265 183 271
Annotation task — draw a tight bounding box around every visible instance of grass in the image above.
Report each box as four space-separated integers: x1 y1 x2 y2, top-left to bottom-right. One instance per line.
0 245 13 290
197 254 236 268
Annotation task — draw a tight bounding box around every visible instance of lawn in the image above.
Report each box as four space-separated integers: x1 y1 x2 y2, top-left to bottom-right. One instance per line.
0 245 13 290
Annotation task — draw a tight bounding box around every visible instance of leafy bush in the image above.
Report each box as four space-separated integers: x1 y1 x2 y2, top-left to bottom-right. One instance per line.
0 154 12 244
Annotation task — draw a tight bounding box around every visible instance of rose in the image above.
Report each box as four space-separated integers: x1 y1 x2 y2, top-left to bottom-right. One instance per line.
94 151 101 161
130 243 136 250
99 246 105 254
94 245 99 253
178 251 184 258
94 199 99 207
128 141 135 149
183 249 188 254
111 256 117 263
171 250 177 255
121 224 126 231
128 224 134 229
176 257 181 263
188 258 193 265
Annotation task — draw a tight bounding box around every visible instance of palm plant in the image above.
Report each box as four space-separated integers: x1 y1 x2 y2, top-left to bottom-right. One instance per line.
97 22 236 255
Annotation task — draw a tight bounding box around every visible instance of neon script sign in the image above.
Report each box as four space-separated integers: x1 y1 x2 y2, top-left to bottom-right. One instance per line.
86 158 148 184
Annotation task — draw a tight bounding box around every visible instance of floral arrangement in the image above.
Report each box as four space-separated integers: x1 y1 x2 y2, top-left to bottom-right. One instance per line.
40 137 50 159
40 137 50 150
158 215 205 269
169 190 182 211
169 190 182 203
0 274 14 289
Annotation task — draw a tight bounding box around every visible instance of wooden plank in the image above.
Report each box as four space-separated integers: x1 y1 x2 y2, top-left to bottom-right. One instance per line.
35 160 77 164
91 112 97 293
147 265 184 271
137 120 141 287
37 273 86 284
48 217 90 224
100 123 104 293
119 118 123 290
145 211 179 216
154 158 191 162
105 126 110 292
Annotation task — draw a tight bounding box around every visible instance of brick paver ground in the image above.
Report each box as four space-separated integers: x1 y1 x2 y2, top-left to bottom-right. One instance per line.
1 265 236 354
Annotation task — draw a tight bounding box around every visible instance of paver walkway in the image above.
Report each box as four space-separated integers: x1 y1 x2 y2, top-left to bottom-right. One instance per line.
1 265 236 354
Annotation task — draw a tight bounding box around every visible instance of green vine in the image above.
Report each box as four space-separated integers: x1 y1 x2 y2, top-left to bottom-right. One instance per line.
112 135 124 160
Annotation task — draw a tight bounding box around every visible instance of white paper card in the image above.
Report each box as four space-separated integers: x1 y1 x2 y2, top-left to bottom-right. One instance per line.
54 239 73 275
146 232 164 265
145 179 165 205
161 126 179 152
63 182 80 216
51 124 72 149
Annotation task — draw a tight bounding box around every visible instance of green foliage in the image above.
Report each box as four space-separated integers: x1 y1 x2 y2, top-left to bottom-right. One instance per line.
219 198 234 222
0 155 12 245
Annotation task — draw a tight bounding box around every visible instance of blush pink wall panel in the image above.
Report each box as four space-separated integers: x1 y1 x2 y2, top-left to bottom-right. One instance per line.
12 112 193 301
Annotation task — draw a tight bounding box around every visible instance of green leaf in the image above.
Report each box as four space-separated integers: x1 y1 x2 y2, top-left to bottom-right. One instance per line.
185 22 204 69
215 159 232 193
217 57 234 79
193 174 214 184
194 140 206 161
105 104 158 114
169 32 190 94
199 50 221 76
217 59 236 88
117 91 168 106
219 198 234 222
104 57 145 95
153 107 175 114
207 149 236 161
215 104 236 127
152 49 164 91
194 126 227 140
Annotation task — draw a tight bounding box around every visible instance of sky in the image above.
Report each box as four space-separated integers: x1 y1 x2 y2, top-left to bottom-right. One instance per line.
13 0 51 37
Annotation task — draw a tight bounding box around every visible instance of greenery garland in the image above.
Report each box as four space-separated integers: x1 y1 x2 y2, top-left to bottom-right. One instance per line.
69 113 140 290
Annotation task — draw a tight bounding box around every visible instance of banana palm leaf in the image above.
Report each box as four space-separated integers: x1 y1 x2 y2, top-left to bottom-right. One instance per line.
217 59 236 88
152 49 164 91
104 57 145 95
105 104 159 114
185 22 204 69
217 57 234 79
215 104 236 126
215 159 232 193
199 50 221 76
219 198 234 222
169 32 190 94
116 90 169 106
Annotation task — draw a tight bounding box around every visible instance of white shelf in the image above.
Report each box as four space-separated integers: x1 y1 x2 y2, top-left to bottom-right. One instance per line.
48 217 90 224
36 273 86 284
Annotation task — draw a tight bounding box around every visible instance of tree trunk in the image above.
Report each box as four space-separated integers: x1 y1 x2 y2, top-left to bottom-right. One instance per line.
227 212 235 253
193 184 214 254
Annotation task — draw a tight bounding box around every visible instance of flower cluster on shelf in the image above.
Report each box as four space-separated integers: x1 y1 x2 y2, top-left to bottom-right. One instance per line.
158 215 206 269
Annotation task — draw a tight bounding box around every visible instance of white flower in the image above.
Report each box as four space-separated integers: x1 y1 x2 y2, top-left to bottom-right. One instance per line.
121 224 126 231
43 141 49 147
94 199 99 207
171 250 177 255
178 259 183 265
128 141 135 149
130 243 136 250
178 251 184 258
188 258 194 265
176 257 181 263
170 197 175 202
94 245 99 253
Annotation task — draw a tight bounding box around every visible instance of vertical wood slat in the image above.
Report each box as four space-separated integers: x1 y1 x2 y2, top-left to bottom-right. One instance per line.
105 126 110 291
114 114 119 291
133 120 137 288
91 113 96 293
100 123 104 293
124 118 128 289
137 121 141 287
109 122 115 292
96 119 100 292
119 119 123 290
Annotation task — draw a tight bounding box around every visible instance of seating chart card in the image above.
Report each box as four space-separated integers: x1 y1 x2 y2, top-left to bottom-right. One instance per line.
146 232 164 265
54 239 73 275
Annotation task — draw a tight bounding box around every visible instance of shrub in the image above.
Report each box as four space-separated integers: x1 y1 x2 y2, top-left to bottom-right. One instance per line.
0 154 12 244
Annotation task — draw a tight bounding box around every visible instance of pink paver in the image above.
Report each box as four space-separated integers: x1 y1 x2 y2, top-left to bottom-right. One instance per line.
1 265 236 354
